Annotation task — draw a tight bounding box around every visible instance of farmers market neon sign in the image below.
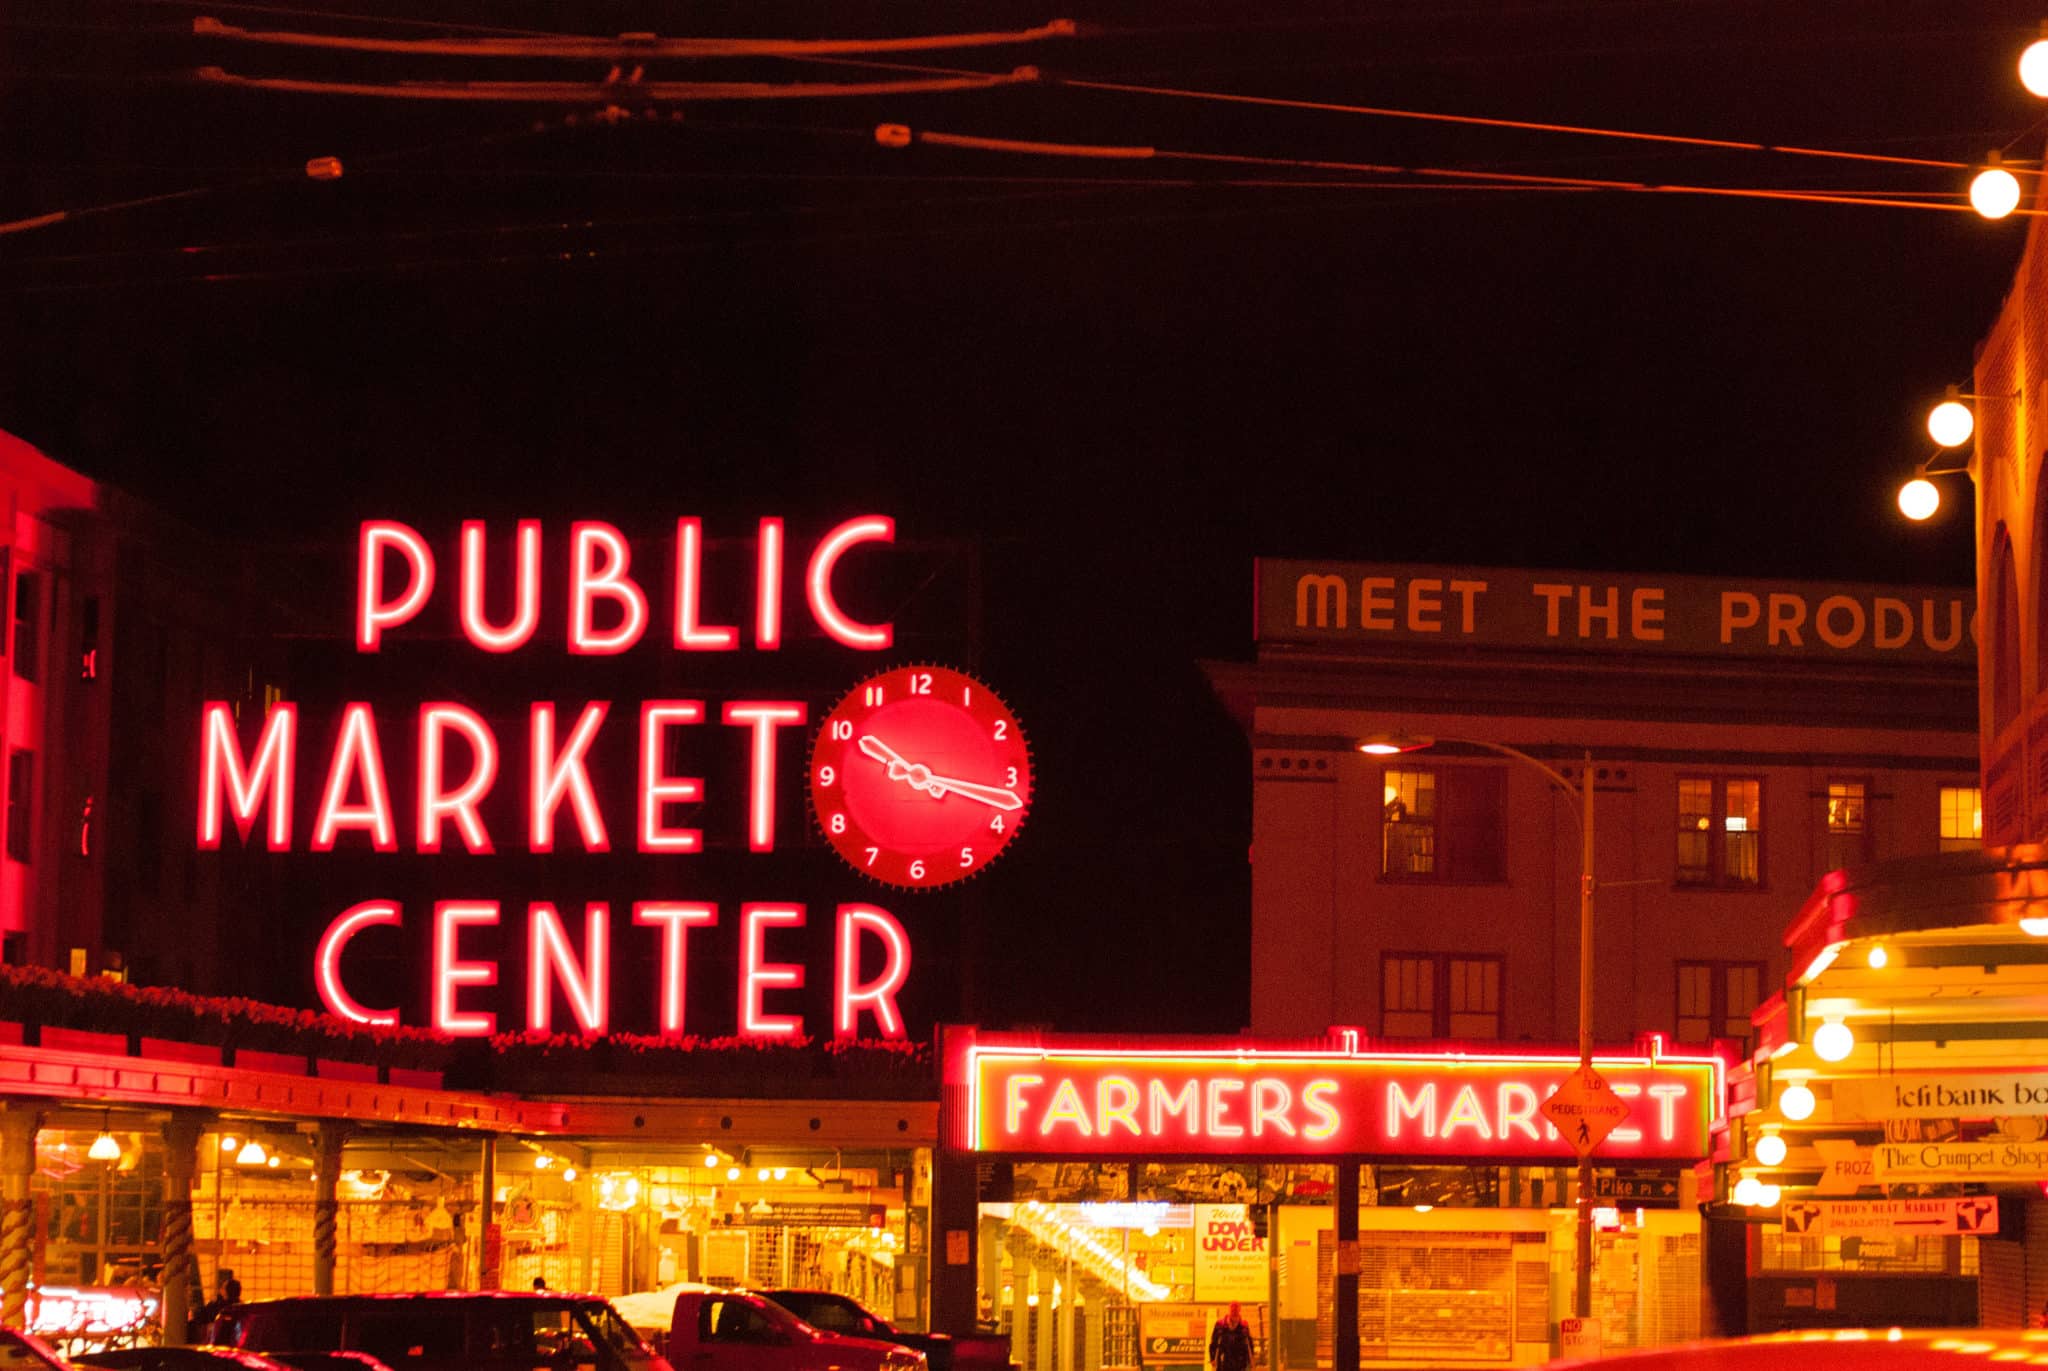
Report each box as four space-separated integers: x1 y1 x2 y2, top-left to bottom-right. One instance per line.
197 516 912 1041
959 1032 1721 1161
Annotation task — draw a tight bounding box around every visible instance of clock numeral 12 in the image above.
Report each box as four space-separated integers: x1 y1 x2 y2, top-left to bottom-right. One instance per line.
909 672 932 695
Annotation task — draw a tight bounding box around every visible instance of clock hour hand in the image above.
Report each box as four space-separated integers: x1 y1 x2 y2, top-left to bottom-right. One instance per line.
856 734 1024 811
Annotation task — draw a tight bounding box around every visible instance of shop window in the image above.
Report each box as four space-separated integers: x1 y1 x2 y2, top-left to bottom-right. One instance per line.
1381 953 1502 1040
1823 780 1870 872
5 751 32 864
1940 785 1982 853
1380 766 1504 883
1675 960 1762 1048
11 570 39 684
1676 777 1762 887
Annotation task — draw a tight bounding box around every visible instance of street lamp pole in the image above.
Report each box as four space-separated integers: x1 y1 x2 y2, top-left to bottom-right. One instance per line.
1359 734 1596 1320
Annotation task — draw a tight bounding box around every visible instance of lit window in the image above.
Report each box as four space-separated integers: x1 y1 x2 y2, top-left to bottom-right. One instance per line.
1379 765 1503 883
1676 777 1763 887
1824 780 1870 873
1939 785 1982 853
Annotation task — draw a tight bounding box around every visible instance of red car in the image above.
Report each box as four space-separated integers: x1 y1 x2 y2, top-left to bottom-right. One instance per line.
665 1290 925 1371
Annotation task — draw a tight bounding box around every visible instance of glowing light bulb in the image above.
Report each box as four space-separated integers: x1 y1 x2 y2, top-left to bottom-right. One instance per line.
1927 400 1975 448
1897 478 1940 521
1971 167 2022 220
1756 1132 1788 1167
1780 1084 1816 1121
1756 1183 1781 1208
726 1167 741 1181
88 1132 121 1163
1813 1017 1855 1062
221 1136 239 1153
266 1155 281 1169
756 1169 770 1182
1733 1176 1762 1206
2021 917 2048 937
2023 39 2048 97
1866 945 1889 970
236 1140 267 1166
535 1155 553 1170
773 1168 788 1181
562 1167 578 1183
704 1154 719 1169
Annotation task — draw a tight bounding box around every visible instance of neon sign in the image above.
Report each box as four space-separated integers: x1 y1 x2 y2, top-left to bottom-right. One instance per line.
956 1031 1720 1161
199 517 950 1041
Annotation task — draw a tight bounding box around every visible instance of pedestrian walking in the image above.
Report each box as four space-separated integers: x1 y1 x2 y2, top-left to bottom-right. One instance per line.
1209 1303 1253 1371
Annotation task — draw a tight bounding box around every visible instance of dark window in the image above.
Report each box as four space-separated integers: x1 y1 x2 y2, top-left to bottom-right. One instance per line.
700 1299 778 1345
79 596 98 681
1823 780 1871 872
1676 960 1763 1050
1677 776 1762 887
12 571 40 684
5 751 32 864
1381 953 1504 1039
1380 765 1504 882
234 1307 346 1352
0 934 21 966
349 1309 467 1366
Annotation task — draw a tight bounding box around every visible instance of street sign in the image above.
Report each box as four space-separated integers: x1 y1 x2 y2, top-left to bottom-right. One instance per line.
1812 1139 1875 1194
1873 1139 2048 1184
1779 1197 1998 1238
1559 1318 1602 1357
1592 1169 1681 1208
1542 1066 1632 1157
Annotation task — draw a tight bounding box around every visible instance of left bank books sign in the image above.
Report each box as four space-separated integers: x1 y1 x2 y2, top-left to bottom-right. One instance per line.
955 1032 1719 1162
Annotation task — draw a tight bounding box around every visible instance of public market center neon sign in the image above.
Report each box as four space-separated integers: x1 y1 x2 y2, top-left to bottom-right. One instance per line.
196 516 921 1041
959 1033 1720 1161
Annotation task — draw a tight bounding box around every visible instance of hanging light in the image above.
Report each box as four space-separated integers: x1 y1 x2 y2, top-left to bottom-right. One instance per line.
562 1167 578 1183
1927 396 1975 448
1897 478 1941 521
772 1168 788 1181
1755 1130 1788 1168
2022 37 2048 97
1779 1084 1817 1121
88 1115 121 1163
1732 1175 1762 1207
2020 917 2048 937
236 1140 267 1166
1971 158 2023 221
703 1154 719 1169
220 1136 240 1154
1812 1016 1856 1063
726 1166 741 1181
535 1154 553 1170
756 1168 770 1182
1755 1183 1782 1208
1866 945 1889 970
266 1155 281 1169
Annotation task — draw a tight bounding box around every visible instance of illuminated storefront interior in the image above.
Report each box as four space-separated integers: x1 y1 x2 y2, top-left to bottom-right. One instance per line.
943 1029 1721 1368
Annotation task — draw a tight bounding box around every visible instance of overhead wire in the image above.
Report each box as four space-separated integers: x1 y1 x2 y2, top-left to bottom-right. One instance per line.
190 65 1042 102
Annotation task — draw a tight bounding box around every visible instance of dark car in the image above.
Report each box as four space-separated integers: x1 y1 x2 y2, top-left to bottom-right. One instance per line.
756 1292 1013 1371
217 1293 671 1371
74 1350 297 1371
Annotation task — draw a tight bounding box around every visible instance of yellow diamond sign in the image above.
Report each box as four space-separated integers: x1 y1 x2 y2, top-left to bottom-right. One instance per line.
1542 1065 1632 1158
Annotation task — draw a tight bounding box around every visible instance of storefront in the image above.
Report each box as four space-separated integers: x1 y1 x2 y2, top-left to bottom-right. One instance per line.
1713 849 2048 1332
932 1028 1721 1369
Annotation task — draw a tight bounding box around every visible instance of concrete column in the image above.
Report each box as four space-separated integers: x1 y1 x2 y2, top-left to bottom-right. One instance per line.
1054 1255 1076 1371
1007 1236 1032 1371
160 1112 206 1345
1336 1164 1358 1371
1033 1253 1057 1371
0 1106 41 1331
1078 1277 1106 1371
313 1125 348 1296
477 1136 498 1290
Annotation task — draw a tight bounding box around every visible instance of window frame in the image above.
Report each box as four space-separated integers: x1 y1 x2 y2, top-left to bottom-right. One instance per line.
1674 959 1764 1051
1822 776 1873 873
1938 784 1983 854
1379 951 1505 1040
1675 774 1766 890
1377 763 1506 886
4 750 32 866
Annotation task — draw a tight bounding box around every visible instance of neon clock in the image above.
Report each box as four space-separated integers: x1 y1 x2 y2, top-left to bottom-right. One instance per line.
810 665 1031 888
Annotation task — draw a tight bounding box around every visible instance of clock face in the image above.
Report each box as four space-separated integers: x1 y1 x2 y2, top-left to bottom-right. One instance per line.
810 665 1032 888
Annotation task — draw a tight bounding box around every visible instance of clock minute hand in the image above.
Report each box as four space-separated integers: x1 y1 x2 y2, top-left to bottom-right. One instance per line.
921 771 1024 812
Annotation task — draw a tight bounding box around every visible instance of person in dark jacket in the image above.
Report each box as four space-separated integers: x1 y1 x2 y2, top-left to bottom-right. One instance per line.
1209 1303 1253 1371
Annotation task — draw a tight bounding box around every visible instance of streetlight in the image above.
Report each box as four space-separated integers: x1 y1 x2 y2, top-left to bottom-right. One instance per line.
1356 731 1600 1323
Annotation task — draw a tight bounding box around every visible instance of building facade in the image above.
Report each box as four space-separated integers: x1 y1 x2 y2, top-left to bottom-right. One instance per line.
1206 561 1980 1056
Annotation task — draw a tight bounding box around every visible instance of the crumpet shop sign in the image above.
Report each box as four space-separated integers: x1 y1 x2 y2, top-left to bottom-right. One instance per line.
1259 560 1973 663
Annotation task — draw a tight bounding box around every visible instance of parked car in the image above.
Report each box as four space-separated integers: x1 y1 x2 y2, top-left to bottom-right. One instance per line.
1544 1328 2048 1367
665 1290 924 1371
0 1329 72 1371
756 1292 1012 1371
217 1293 670 1371
75 1349 299 1371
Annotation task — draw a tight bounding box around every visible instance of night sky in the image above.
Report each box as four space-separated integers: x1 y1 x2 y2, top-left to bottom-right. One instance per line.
0 0 2036 1034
